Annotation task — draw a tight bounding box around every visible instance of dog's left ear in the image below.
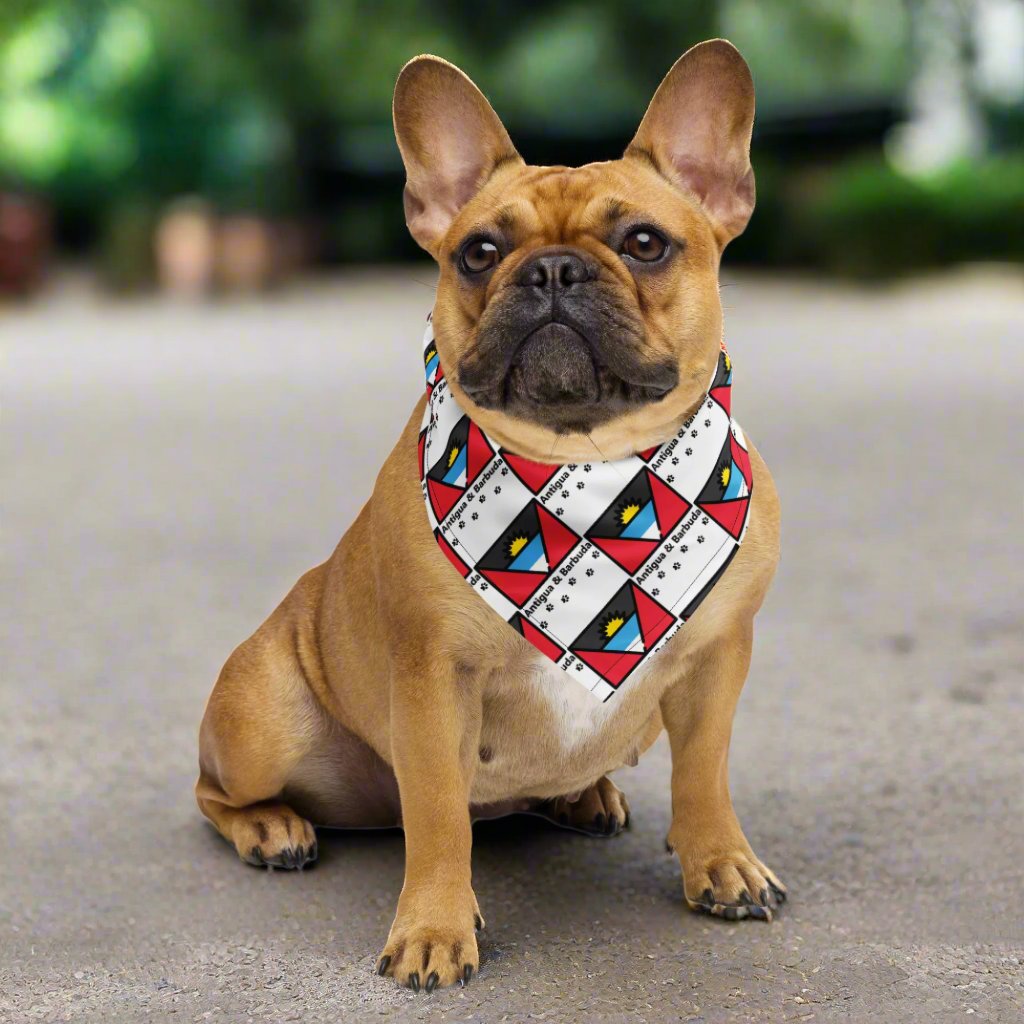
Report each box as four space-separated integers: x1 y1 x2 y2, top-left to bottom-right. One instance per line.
394 55 522 255
626 39 755 247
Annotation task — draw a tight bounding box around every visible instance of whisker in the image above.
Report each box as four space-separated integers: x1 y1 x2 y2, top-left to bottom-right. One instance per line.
586 433 629 480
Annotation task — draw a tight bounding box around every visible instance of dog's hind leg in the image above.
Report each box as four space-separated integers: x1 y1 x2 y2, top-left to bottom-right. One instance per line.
195 593 322 869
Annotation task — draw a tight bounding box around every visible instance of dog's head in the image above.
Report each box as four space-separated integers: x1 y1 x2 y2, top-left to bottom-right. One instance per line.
394 40 755 462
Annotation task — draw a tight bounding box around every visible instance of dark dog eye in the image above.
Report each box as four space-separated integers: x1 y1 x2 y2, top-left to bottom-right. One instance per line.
621 229 667 262
460 239 501 274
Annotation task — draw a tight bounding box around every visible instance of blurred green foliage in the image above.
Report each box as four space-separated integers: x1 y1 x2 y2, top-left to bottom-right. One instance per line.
737 154 1024 278
0 0 1021 276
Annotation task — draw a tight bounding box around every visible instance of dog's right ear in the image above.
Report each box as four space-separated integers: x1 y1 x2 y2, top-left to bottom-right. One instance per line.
393 56 522 256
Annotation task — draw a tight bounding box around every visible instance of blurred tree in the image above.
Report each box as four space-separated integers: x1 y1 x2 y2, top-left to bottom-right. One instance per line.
0 0 1020 272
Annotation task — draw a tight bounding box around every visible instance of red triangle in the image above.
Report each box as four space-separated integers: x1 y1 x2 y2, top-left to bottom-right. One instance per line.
710 385 731 415
503 451 559 493
573 649 643 687
647 470 691 537
466 421 494 483
428 478 463 520
478 568 547 607
591 536 659 575
417 431 426 480
519 619 563 663
631 584 675 649
638 446 658 462
435 531 470 577
699 497 749 540
536 504 579 567
730 432 751 485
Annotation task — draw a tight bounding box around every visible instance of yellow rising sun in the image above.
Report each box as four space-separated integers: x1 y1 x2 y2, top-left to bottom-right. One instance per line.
447 445 461 468
603 615 626 639
507 534 529 559
719 465 731 488
425 347 437 364
619 502 641 526
724 352 731 373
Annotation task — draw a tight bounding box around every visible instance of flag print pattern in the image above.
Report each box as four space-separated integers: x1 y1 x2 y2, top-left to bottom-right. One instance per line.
418 319 752 702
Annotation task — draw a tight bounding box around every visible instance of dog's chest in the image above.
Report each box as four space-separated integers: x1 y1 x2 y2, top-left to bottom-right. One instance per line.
471 656 656 803
521 659 623 749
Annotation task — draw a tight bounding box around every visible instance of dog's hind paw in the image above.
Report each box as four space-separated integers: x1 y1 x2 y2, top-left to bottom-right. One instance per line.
229 803 318 870
540 775 631 836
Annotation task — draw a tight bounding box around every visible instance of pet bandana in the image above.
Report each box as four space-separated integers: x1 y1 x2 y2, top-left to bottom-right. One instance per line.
418 318 752 702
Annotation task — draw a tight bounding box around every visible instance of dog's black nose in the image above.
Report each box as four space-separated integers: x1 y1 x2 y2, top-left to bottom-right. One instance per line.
517 248 593 290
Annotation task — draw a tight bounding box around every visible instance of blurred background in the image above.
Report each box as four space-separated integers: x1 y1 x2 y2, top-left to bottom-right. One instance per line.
1 0 1022 295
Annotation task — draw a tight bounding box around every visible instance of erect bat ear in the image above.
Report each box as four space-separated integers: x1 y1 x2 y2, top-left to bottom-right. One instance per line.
393 55 523 255
626 40 756 248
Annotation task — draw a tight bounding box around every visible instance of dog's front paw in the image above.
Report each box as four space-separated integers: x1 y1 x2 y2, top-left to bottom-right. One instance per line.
376 885 483 992
668 831 786 921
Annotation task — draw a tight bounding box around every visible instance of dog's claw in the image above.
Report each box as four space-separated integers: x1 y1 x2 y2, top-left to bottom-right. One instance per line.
474 913 483 931
408 971 420 992
425 971 439 993
768 879 787 903
462 964 474 986
377 955 391 976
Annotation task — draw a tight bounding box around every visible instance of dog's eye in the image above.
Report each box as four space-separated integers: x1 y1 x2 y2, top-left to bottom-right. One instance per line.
621 229 667 263
460 239 501 274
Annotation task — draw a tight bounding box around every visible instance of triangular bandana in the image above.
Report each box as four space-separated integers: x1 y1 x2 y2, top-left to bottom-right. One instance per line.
418 318 752 702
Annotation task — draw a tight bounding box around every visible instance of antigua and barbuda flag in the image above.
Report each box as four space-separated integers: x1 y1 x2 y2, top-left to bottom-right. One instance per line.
477 500 580 606
585 467 691 574
570 580 676 687
426 414 494 520
423 337 443 392
695 426 752 539
708 347 733 415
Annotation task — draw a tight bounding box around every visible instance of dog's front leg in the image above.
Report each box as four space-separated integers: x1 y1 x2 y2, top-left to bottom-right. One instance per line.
661 623 787 921
377 656 482 991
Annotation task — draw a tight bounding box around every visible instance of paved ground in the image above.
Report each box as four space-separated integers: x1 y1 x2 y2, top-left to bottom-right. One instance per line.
2 268 1022 1023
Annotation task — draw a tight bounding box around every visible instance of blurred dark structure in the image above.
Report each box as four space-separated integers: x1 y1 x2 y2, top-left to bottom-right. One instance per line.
0 0 1021 290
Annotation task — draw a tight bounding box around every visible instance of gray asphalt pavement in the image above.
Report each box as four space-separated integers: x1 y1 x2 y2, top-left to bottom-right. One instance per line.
2 268 1022 1023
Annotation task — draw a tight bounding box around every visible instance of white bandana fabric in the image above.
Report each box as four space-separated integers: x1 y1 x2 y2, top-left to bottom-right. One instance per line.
418 319 752 702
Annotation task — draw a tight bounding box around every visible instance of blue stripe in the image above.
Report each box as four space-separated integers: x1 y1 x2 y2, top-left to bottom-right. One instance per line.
508 533 545 572
604 614 641 652
620 501 656 539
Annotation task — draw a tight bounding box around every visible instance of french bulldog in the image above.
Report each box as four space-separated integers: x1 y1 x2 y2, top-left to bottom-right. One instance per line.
196 39 785 993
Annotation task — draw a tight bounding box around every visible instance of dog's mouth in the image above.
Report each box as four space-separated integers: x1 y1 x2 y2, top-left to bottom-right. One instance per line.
459 319 678 433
